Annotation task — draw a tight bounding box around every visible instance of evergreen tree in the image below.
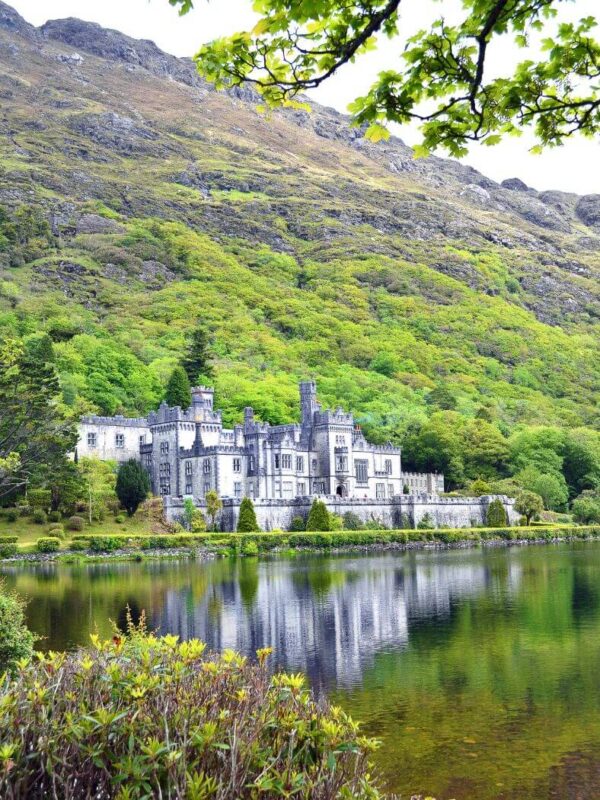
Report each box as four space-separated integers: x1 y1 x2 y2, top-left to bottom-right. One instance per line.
306 499 330 531
182 325 213 384
486 498 508 528
116 460 150 516
165 366 191 409
237 497 260 532
0 338 77 499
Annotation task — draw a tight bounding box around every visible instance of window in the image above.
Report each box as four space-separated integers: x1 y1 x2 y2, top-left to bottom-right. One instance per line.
185 483 193 495
355 460 368 484
385 459 392 475
159 462 171 477
282 481 293 497
388 484 394 498
335 455 348 472
160 481 171 496
233 458 241 473
335 435 345 446
87 432 97 448
376 483 385 499
115 433 125 449
139 435 146 446
274 454 280 469
313 480 325 494
296 456 304 472
203 459 211 474
297 481 306 496
311 459 318 472
234 482 242 498
160 441 169 455
185 461 193 476
282 454 292 470
203 482 211 495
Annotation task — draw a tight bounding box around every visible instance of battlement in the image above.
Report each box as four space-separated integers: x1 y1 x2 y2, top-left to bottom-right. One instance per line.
81 415 148 428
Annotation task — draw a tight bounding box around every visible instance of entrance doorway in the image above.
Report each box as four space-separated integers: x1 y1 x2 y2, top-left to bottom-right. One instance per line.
336 484 347 498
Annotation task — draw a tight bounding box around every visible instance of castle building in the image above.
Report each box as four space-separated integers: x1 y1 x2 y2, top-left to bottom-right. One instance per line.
77 381 444 503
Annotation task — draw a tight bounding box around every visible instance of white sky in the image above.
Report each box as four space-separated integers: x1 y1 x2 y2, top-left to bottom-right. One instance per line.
9 0 600 195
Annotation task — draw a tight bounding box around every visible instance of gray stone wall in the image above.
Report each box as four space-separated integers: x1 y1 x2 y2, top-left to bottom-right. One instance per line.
164 494 517 532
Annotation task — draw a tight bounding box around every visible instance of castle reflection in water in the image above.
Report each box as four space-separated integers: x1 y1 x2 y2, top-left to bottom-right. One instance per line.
151 551 522 689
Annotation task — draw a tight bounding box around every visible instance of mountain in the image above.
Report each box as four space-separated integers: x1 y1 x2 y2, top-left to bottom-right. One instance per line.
0 1 599 446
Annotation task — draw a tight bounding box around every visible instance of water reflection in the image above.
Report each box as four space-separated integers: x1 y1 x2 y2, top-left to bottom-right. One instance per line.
4 544 600 799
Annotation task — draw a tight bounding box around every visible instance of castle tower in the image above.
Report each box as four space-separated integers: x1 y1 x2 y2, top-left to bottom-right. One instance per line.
299 381 320 427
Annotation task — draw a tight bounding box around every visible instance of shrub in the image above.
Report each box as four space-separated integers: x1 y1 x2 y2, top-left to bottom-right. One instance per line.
36 537 61 553
306 499 330 531
27 488 51 511
32 509 47 525
572 491 600 525
237 497 260 532
289 515 305 531
417 513 435 530
67 515 85 531
0 628 379 799
0 584 35 673
4 509 18 523
241 540 259 556
115 514 126 524
515 491 544 525
342 511 364 530
0 543 18 558
69 539 89 552
486 498 509 527
47 524 66 539
47 510 62 523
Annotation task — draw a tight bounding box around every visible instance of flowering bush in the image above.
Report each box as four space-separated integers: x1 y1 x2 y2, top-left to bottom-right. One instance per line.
0 618 382 799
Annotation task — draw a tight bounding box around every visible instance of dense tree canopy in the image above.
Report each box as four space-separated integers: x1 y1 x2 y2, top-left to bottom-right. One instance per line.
0 339 78 499
172 0 600 155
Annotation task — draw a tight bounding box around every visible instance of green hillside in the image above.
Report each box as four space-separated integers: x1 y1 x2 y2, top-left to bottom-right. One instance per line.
1 3 599 497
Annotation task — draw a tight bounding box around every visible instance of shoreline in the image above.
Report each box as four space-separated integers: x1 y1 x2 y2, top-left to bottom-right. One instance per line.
1 531 600 565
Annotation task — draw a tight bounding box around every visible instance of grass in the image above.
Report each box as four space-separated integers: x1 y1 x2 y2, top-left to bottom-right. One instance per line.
0 512 160 550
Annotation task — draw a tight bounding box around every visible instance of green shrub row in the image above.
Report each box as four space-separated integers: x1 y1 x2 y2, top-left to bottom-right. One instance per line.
70 534 204 552
36 537 61 553
61 525 600 555
0 536 19 544
0 543 18 558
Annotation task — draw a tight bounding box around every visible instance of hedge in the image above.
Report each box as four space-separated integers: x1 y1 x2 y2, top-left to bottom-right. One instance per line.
66 526 600 554
36 537 61 553
0 543 18 558
0 536 19 544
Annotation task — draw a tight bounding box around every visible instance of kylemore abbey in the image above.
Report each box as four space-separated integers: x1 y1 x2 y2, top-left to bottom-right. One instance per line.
77 381 516 530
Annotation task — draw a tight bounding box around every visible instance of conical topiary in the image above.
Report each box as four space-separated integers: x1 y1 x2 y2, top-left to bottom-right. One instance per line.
306 499 330 531
486 498 508 527
237 497 260 532
165 366 191 409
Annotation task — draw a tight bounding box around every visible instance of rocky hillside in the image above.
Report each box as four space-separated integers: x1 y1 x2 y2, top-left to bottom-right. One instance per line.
0 0 599 439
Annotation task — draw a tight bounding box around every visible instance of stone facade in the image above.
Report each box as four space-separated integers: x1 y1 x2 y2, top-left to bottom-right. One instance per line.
76 380 516 530
164 494 518 531
77 415 151 463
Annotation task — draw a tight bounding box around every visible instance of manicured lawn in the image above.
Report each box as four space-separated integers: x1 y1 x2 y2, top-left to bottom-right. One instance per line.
0 512 160 548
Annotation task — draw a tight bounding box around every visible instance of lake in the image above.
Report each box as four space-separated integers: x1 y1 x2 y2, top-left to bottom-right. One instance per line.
3 542 600 799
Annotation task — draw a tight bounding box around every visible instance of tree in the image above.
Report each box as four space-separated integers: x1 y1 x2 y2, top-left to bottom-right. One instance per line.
205 489 223 531
306 499 330 531
0 338 78 499
116 460 150 516
172 0 600 156
403 413 465 489
470 478 492 497
181 324 214 384
165 366 191 409
426 386 457 411
515 465 569 511
237 497 260 532
486 498 508 527
572 490 600 525
514 490 543 526
0 584 35 674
